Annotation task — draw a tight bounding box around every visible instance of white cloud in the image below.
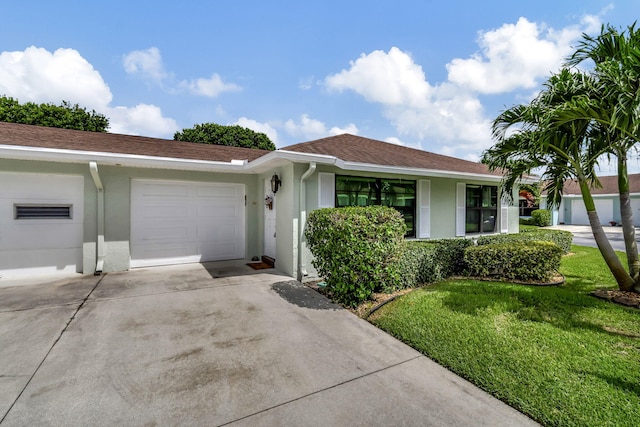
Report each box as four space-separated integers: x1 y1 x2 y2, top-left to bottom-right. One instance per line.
283 114 358 140
323 14 602 159
179 74 241 97
284 114 326 138
234 117 279 145
0 46 112 110
107 104 178 137
122 47 167 83
324 47 493 156
329 123 358 136
123 47 241 98
326 47 431 108
385 137 405 146
387 85 494 156
0 46 178 138
446 16 601 94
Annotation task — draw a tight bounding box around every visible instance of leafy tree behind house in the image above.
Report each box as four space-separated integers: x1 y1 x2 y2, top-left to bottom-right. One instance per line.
173 122 276 150
0 96 109 132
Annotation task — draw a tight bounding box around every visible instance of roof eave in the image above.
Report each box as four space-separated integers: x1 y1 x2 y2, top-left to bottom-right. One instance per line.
246 150 338 173
339 161 505 181
0 145 248 173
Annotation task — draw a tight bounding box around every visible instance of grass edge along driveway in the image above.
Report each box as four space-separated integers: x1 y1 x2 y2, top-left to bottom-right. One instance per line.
370 245 640 427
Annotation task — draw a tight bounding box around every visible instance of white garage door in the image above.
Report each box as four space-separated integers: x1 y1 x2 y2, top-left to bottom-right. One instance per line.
0 172 84 279
130 179 245 268
631 199 640 227
571 198 613 225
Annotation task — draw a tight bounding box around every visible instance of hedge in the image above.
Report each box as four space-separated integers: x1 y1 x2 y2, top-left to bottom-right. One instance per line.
477 229 573 253
464 241 563 281
531 209 551 227
305 206 406 306
396 238 473 289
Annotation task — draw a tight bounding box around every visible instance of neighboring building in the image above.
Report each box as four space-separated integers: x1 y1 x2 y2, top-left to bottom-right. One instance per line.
543 175 640 226
0 122 518 281
518 189 539 218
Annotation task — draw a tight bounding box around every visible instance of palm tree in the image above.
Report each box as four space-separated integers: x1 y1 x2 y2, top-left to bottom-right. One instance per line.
483 69 637 291
559 24 640 284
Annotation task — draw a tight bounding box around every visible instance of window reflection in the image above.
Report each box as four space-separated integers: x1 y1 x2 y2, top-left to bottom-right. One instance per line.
336 176 416 237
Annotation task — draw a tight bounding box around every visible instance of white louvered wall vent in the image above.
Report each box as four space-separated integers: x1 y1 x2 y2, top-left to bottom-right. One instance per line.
14 204 72 219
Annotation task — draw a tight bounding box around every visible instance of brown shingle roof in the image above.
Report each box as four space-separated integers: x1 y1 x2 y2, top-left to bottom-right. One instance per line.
562 174 640 195
281 133 499 175
1 123 501 177
0 122 270 162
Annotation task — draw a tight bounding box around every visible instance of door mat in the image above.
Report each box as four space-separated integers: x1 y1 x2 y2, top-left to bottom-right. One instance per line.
247 262 273 270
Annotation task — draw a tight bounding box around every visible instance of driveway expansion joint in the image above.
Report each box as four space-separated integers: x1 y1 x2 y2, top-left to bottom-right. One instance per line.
0 274 106 424
218 355 424 426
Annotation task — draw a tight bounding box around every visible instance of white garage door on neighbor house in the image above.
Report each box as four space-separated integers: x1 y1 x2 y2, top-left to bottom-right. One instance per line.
571 198 613 226
130 179 245 268
0 172 84 279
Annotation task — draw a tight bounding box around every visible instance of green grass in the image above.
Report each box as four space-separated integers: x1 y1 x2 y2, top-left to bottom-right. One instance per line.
371 245 640 427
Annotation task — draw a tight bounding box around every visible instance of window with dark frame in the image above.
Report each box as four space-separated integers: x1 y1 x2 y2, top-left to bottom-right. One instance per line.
465 185 497 233
14 205 72 220
335 175 416 237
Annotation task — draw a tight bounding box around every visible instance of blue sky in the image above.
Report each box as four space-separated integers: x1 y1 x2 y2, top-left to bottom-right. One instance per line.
0 1 638 169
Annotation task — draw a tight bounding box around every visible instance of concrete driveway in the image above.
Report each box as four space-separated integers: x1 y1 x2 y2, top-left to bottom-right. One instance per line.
547 224 638 251
0 262 537 426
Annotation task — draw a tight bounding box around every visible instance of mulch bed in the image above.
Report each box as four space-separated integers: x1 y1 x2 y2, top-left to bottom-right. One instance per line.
591 289 640 309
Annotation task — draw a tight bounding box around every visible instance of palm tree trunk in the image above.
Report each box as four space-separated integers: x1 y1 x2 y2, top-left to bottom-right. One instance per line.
617 157 640 284
580 179 636 291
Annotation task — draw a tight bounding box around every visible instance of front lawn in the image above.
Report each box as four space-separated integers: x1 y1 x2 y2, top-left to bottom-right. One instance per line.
370 245 640 427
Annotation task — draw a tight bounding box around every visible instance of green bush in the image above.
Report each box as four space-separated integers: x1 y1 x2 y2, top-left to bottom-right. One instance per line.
477 229 573 253
531 209 551 226
464 241 563 281
396 238 473 289
519 217 534 226
305 206 406 306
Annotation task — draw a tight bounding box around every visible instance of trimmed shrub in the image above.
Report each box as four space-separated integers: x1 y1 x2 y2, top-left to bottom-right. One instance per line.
477 229 573 253
531 209 551 227
464 241 563 282
519 217 536 226
428 238 475 277
305 206 406 306
396 238 474 288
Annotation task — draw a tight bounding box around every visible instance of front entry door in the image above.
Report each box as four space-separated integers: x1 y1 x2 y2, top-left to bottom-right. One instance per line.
264 179 276 259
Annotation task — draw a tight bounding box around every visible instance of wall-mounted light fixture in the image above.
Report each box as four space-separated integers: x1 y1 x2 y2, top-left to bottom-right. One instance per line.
271 174 282 194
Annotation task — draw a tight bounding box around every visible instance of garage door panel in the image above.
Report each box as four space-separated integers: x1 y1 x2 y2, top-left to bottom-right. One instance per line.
134 205 190 219
631 199 640 227
200 242 241 259
135 182 190 197
130 180 245 268
131 224 191 242
197 224 239 241
571 198 612 225
196 185 237 198
196 206 238 218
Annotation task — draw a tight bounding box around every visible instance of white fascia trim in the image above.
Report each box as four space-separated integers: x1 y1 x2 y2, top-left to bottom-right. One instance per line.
340 161 504 181
246 149 338 171
0 145 248 173
562 193 623 198
254 150 505 181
